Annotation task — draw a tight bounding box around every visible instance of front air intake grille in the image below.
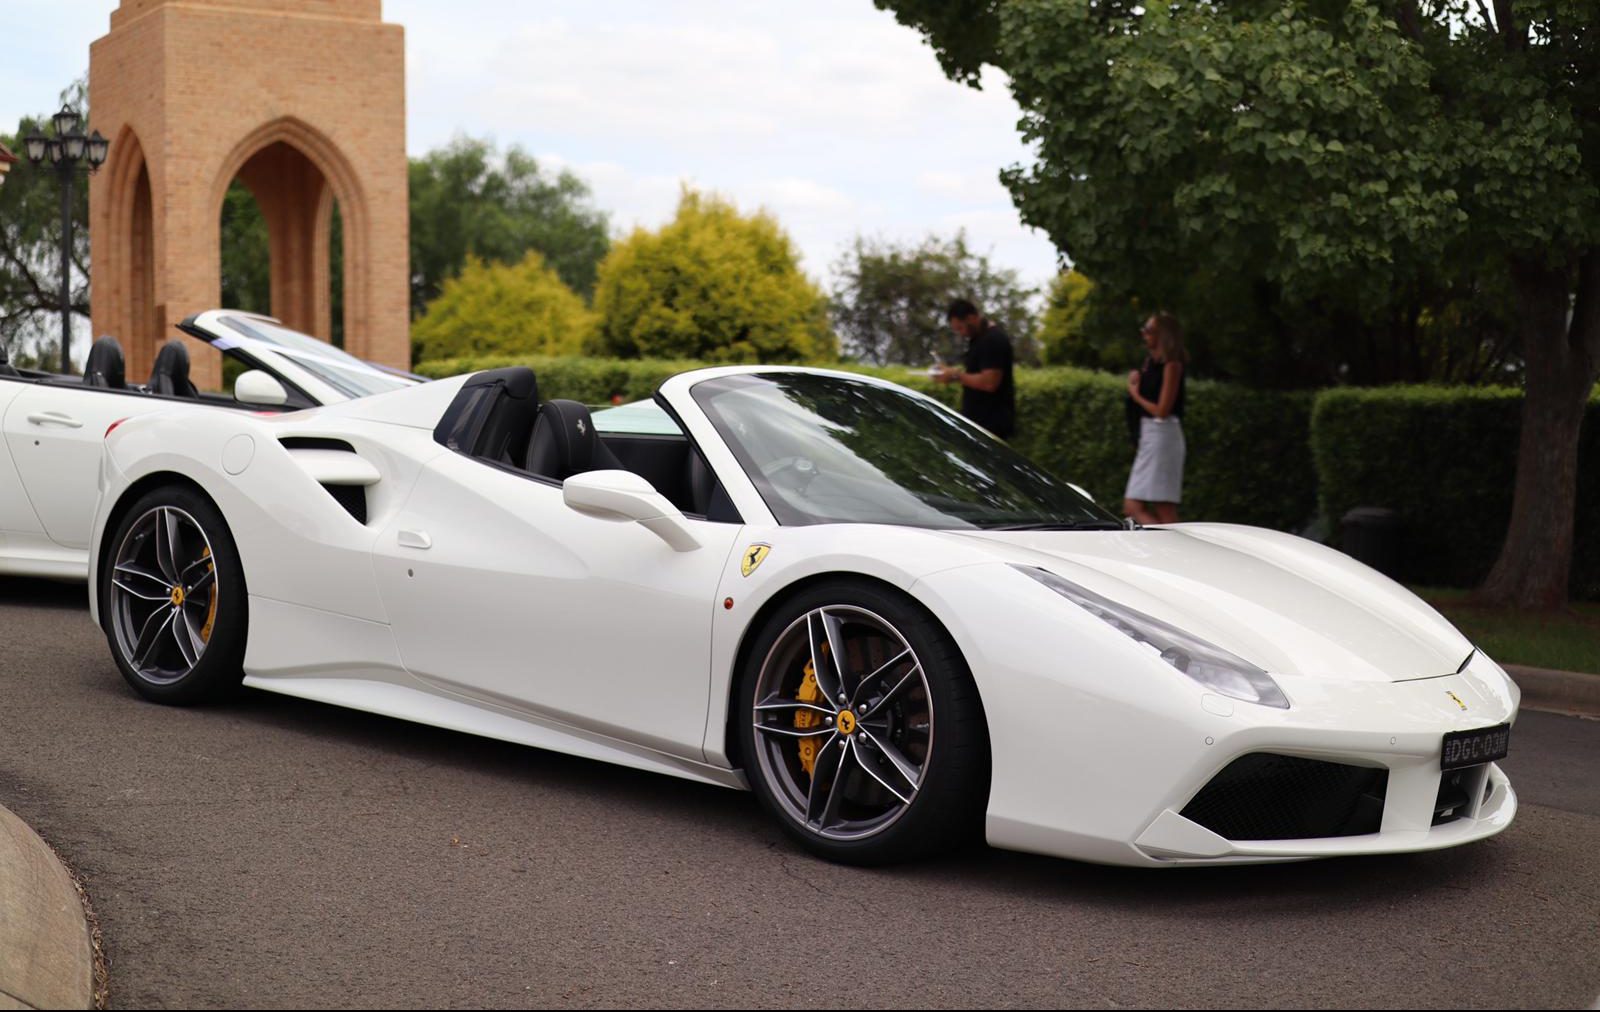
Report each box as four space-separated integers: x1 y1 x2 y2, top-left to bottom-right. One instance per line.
1433 769 1474 826
320 482 367 524
1180 753 1387 841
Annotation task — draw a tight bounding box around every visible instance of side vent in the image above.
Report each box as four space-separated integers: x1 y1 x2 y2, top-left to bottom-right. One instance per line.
281 439 379 525
280 436 356 453
321 483 367 524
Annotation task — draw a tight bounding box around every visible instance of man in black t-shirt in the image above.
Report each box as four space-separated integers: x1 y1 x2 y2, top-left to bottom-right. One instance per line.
934 298 1016 439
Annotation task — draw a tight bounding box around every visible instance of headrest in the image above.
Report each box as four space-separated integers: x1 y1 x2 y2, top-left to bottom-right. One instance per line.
83 335 126 389
150 339 198 397
526 399 621 481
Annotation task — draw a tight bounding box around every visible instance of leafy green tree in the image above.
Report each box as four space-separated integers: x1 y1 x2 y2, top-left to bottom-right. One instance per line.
0 82 91 367
830 232 1038 365
592 189 835 363
878 0 1600 608
410 137 609 314
411 252 594 362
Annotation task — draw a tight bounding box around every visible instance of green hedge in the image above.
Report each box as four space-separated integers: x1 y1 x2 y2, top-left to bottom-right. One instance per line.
1311 387 1600 599
415 354 1316 531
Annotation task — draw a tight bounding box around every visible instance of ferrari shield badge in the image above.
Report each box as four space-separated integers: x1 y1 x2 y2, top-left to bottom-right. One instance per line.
741 543 771 577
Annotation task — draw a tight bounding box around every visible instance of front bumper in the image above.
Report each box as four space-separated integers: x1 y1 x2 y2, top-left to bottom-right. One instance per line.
911 566 1521 867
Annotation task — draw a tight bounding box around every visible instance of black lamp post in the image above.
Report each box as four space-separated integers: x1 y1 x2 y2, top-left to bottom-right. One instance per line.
23 106 108 375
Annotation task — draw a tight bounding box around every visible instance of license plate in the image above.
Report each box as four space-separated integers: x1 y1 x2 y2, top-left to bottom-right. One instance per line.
1441 723 1511 770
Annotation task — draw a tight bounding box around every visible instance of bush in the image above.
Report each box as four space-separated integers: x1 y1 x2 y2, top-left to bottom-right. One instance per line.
1311 387 1600 598
591 189 835 363
411 253 594 363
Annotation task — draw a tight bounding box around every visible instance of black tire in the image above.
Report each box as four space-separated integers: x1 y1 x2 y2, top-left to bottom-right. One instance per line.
736 577 989 865
99 484 248 704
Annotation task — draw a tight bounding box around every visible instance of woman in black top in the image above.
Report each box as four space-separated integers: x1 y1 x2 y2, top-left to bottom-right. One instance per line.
1122 312 1187 525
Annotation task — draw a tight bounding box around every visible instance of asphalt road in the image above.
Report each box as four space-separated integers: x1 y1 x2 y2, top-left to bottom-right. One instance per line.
2 576 1596 1009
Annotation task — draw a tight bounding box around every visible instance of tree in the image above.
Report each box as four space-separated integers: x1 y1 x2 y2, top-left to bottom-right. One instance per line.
592 189 835 363
830 232 1038 365
410 137 610 315
411 252 594 362
0 82 91 366
879 0 1600 608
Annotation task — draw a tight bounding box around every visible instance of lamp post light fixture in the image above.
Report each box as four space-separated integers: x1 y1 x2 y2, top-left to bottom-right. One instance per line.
23 106 109 374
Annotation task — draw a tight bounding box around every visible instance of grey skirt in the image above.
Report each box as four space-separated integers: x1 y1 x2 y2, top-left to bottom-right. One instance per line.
1125 416 1186 503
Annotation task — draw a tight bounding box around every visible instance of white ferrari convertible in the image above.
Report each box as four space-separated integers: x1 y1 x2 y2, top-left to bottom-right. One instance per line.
0 310 416 580
87 365 1518 866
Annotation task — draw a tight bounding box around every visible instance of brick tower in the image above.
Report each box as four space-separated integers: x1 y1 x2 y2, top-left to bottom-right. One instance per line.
88 0 408 388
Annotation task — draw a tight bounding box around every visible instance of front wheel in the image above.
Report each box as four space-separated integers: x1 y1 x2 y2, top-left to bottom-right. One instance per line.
100 485 247 704
736 579 989 864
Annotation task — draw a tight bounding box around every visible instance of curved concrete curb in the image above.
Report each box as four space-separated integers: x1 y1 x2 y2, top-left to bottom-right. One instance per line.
0 805 93 1010
1505 663 1600 718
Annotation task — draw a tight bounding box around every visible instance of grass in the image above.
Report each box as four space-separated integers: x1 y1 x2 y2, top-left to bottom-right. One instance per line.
1415 587 1600 675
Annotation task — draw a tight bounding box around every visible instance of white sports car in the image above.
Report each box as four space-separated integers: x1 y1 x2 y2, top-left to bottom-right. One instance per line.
87 365 1518 866
0 310 416 580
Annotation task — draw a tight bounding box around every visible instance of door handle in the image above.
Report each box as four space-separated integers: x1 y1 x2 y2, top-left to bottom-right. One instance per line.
26 411 83 429
397 529 432 550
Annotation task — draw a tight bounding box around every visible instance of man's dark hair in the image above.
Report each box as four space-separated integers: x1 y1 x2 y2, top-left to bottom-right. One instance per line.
946 298 979 320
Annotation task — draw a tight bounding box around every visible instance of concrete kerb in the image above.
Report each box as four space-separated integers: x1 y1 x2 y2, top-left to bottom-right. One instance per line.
1505 663 1600 718
0 806 93 1010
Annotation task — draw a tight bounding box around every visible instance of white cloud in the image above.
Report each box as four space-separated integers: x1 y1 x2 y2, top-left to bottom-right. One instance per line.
3 0 1064 292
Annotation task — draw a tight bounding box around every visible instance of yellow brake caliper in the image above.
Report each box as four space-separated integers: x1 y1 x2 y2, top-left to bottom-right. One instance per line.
199 546 217 642
794 660 822 775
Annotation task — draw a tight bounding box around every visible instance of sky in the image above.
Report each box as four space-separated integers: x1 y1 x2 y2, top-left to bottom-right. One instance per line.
0 0 1062 295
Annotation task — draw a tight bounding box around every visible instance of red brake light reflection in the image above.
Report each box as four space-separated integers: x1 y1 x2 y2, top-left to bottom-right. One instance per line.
105 417 130 439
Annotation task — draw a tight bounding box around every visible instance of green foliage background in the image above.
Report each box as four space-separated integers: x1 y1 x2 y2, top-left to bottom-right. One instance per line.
1313 387 1600 599
591 190 835 363
830 232 1039 365
411 252 594 362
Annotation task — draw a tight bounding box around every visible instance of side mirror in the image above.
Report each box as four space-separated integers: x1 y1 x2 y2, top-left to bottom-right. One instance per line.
235 369 288 406
563 469 701 552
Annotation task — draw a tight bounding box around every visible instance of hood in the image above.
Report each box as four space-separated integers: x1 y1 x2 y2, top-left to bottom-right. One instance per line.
952 523 1472 683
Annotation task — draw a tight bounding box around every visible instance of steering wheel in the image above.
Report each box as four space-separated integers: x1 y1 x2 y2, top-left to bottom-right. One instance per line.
760 455 819 491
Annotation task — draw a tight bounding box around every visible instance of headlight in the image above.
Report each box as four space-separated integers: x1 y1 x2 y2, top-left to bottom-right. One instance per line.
1013 565 1290 709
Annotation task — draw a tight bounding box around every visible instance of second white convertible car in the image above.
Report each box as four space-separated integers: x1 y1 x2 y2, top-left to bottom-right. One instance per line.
88 365 1518 866
0 310 416 579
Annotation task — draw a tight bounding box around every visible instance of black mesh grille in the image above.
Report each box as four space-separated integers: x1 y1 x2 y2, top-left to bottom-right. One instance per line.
1180 753 1387 841
321 483 367 524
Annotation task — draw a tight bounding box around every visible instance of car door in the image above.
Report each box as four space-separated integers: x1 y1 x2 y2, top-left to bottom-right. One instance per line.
0 376 48 541
1 383 179 549
371 450 743 761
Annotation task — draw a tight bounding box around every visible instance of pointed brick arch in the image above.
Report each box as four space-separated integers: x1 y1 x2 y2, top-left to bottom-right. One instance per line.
212 118 371 349
89 0 407 390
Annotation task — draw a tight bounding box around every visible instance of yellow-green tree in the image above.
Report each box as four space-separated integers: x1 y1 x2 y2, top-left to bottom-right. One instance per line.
592 190 835 363
411 252 594 362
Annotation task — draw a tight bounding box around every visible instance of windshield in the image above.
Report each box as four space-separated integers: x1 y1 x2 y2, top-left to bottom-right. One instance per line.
216 315 415 399
690 372 1121 529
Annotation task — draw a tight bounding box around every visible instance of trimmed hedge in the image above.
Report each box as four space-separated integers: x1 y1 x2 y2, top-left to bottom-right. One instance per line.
1312 387 1600 599
415 354 1317 531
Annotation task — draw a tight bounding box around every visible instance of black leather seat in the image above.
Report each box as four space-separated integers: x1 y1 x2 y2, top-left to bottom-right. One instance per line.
83 336 126 389
149 340 199 398
0 341 18 378
525 400 624 482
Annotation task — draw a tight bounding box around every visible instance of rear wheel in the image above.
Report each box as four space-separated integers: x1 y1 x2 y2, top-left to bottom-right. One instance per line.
101 485 247 704
737 579 988 864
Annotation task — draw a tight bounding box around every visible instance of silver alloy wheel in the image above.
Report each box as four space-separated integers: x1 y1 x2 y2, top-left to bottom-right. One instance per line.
109 505 218 685
750 605 933 841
